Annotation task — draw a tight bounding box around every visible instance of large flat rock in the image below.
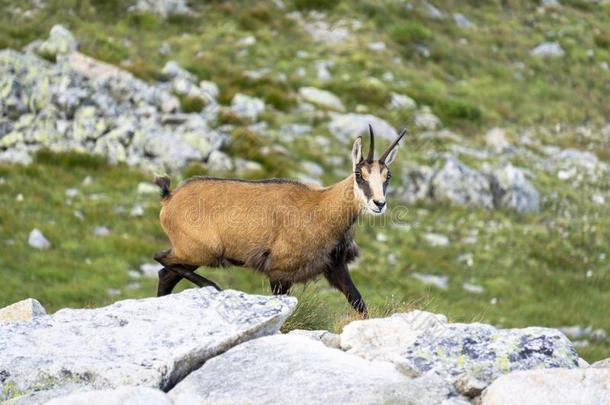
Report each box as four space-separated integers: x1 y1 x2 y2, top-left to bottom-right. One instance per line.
0 288 296 403
169 334 467 405
481 368 610 405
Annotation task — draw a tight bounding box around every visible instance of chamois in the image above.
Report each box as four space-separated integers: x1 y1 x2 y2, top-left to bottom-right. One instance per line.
153 125 407 316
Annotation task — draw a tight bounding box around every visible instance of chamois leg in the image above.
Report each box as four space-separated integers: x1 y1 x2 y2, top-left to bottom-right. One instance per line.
154 249 222 296
270 280 293 295
324 263 368 318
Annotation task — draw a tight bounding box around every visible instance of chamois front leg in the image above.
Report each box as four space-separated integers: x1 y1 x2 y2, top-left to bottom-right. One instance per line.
324 262 368 318
270 279 293 295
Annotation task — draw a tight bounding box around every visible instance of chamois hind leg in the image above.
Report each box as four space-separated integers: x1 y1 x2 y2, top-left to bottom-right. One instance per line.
324 262 368 318
154 249 222 296
270 279 293 295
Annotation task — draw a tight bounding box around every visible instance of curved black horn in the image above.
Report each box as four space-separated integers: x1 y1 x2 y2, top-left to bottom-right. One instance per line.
367 124 375 162
379 128 408 163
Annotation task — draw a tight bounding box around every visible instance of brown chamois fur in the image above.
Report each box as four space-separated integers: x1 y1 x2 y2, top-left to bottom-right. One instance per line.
153 126 407 316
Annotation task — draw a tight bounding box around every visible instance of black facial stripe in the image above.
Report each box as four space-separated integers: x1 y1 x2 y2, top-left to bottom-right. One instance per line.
360 181 373 199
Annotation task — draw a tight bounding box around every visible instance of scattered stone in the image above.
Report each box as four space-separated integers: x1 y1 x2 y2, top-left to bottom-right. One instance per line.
130 204 145 217
481 368 610 405
65 188 79 198
398 165 434 203
368 41 386 51
230 93 265 120
236 35 257 47
93 226 110 237
485 127 512 153
531 42 565 58
28 228 51 250
423 232 450 247
490 163 540 213
140 262 163 278
298 87 345 112
453 13 475 28
0 298 46 321
169 334 461 405
431 156 494 209
463 282 485 294
328 113 397 142
389 92 417 110
592 194 605 205
414 109 442 130
0 148 33 165
128 0 192 18
137 182 159 195
206 150 234 174
161 60 196 82
0 288 296 402
411 272 449 289
423 2 445 19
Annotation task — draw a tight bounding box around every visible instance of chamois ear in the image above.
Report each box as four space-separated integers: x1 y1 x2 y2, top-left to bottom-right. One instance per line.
383 144 400 166
351 136 363 170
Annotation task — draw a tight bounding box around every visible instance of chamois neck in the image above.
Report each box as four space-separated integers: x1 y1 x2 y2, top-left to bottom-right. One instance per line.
320 175 362 229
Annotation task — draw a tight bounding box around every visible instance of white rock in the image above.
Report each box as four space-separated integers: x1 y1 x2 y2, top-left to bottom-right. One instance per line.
206 150 234 174
453 13 475 28
236 35 257 47
423 232 450 246
368 41 386 51
328 113 397 142
431 156 494 209
389 92 417 110
531 42 565 58
423 1 445 19
161 60 196 82
65 188 79 198
230 93 265 120
484 127 511 153
169 334 459 404
481 368 610 405
0 298 46 321
592 358 610 368
490 163 540 213
592 194 605 205
463 282 485 294
130 204 144 217
412 272 449 289
140 262 163 278
298 87 345 112
137 182 159 195
0 288 296 402
93 226 110 236
288 329 341 349
45 386 172 405
129 0 192 18
414 109 442 130
28 228 51 250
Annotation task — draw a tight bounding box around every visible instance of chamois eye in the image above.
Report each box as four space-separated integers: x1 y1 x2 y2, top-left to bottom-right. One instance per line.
386 173 392 181
355 171 362 181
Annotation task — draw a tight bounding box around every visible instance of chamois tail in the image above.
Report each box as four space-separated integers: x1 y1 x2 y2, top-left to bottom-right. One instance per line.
154 175 172 200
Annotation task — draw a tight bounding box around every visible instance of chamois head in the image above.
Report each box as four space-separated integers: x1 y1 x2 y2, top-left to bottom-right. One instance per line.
351 125 407 215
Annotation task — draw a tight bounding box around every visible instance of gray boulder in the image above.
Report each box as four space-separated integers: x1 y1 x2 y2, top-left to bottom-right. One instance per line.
339 311 579 395
430 157 494 209
0 288 296 403
169 334 464 405
28 228 51 249
0 298 46 321
481 368 610 405
591 358 610 368
329 113 398 142
490 163 540 213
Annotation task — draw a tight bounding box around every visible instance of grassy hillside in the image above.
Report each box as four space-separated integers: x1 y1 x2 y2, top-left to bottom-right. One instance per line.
0 0 608 361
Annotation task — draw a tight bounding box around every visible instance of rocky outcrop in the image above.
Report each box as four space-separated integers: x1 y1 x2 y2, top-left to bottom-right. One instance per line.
328 112 398 141
128 0 193 18
298 87 345 112
399 156 540 213
481 368 610 405
45 386 172 405
168 334 467 405
0 27 226 172
0 288 296 403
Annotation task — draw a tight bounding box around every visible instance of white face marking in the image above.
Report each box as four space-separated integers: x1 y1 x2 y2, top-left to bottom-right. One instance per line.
356 162 388 216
